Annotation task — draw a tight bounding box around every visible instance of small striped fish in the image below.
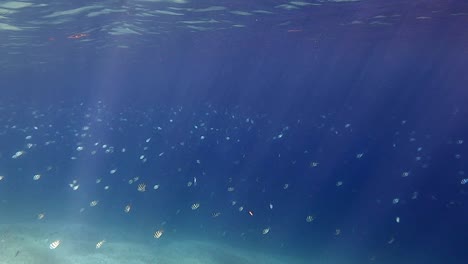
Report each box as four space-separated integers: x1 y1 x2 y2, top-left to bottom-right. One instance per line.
96 240 106 249
49 240 61 249
153 230 163 239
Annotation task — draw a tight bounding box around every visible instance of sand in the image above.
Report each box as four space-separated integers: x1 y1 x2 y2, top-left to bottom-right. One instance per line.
0 223 307 264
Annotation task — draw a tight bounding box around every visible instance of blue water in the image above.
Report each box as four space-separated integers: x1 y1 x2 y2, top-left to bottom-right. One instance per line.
1 1 467 264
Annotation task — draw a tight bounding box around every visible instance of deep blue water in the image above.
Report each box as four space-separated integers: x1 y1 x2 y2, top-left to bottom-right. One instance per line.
1 1 467 263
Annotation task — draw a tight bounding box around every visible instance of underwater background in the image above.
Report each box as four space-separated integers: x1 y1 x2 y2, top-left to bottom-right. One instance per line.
0 1 467 264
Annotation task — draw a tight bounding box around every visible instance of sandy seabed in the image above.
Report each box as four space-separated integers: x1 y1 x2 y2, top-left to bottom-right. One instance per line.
0 223 307 264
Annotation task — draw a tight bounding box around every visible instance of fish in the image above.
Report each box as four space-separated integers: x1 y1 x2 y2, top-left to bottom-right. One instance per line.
96 240 106 249
49 240 61 249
